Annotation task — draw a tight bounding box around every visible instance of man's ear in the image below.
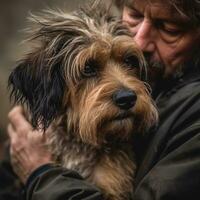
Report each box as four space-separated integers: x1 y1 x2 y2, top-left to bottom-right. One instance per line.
8 53 65 129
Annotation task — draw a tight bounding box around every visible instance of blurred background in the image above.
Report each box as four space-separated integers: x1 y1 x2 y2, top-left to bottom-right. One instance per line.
0 0 90 158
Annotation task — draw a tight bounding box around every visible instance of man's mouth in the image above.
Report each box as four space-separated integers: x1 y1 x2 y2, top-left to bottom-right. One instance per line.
144 53 164 70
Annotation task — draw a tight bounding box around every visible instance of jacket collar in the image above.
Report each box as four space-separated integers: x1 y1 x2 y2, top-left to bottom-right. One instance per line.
152 65 200 99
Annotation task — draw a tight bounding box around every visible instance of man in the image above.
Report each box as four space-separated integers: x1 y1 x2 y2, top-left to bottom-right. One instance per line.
7 0 200 199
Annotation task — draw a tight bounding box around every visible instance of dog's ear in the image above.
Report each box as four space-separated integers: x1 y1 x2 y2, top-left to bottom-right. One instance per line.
8 9 83 129
8 52 65 129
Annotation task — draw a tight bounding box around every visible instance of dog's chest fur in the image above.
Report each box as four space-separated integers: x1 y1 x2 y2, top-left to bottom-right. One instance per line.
47 120 136 200
48 126 99 178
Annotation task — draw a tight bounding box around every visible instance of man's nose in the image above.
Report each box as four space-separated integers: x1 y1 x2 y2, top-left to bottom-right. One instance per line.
134 19 155 52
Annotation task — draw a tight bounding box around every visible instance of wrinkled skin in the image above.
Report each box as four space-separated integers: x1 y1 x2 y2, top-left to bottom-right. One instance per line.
122 0 200 78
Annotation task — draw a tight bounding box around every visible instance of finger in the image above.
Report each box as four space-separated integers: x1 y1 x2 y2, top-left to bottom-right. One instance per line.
8 106 28 127
8 106 32 132
30 129 46 142
11 154 27 183
8 106 23 119
41 132 47 143
7 123 18 142
7 123 14 137
12 145 29 163
8 123 27 151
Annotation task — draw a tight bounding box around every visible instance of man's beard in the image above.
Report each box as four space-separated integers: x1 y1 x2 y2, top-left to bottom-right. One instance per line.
144 52 200 97
144 53 165 89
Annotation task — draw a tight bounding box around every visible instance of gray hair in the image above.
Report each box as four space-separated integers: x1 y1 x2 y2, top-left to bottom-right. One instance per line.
114 0 200 27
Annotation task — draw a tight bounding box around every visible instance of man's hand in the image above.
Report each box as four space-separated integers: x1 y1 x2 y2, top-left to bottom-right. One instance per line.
7 106 53 184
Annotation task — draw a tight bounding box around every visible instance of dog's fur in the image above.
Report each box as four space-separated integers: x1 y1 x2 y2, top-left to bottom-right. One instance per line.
9 1 158 200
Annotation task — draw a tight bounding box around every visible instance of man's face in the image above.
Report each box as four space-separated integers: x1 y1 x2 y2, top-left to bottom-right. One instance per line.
122 0 200 78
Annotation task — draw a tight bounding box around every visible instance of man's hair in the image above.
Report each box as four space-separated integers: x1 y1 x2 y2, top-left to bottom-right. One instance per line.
170 0 200 27
114 0 200 27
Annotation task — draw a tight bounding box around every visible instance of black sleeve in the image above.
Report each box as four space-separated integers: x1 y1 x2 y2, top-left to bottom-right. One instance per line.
0 143 23 200
133 123 200 200
133 82 200 200
25 165 104 200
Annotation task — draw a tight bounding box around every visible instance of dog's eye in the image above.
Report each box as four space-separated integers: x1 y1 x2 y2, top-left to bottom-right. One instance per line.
82 60 98 77
124 55 140 69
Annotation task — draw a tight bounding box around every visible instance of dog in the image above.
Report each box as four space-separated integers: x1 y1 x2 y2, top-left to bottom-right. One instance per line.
9 1 158 200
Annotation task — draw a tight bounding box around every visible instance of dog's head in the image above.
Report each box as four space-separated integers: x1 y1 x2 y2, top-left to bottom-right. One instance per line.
9 1 158 146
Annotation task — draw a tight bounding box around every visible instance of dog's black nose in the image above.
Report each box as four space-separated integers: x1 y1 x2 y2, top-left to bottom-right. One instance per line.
113 89 137 110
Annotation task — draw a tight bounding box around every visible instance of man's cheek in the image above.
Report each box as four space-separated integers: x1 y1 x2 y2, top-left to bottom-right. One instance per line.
161 46 182 66
172 47 194 65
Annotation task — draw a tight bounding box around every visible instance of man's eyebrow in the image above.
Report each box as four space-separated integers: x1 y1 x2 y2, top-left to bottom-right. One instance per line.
124 1 193 28
125 3 141 14
125 1 137 10
153 16 192 28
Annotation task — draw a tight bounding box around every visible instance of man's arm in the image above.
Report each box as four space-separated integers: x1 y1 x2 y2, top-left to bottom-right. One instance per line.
25 164 103 200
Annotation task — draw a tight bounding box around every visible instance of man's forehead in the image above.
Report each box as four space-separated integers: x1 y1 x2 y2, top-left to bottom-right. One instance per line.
126 0 191 25
126 0 172 6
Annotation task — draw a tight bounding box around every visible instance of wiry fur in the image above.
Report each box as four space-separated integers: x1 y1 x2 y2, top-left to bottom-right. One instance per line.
9 1 158 200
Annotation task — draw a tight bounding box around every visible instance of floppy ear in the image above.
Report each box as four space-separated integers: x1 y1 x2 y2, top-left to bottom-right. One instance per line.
8 52 65 129
8 9 82 129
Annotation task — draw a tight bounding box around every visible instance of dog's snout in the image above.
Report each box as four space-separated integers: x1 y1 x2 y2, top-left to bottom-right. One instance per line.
113 89 137 110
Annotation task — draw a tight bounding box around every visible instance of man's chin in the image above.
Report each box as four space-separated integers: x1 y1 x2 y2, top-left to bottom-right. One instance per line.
147 63 165 88
147 61 185 83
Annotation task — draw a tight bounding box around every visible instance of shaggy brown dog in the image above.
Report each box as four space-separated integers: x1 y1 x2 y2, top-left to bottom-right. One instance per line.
9 1 158 200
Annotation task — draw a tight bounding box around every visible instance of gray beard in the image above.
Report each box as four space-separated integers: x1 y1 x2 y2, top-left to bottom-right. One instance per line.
146 52 200 84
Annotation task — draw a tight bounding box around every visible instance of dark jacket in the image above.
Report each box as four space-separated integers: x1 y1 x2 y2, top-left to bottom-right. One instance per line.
0 144 23 200
25 68 200 200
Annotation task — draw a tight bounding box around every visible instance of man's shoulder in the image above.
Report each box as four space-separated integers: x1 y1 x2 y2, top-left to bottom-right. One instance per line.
150 71 200 154
156 72 200 114
175 76 200 99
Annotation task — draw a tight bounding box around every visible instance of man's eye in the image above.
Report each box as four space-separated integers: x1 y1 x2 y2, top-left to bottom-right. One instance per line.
162 28 182 36
129 9 143 20
123 7 143 29
129 13 143 20
155 20 182 37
